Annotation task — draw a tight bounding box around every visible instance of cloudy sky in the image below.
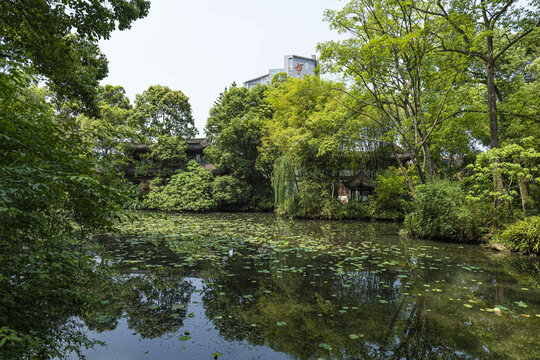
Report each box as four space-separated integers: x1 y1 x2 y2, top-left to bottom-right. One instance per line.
98 0 343 136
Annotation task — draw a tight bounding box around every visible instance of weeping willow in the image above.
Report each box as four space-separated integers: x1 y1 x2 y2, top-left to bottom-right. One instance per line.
272 155 296 208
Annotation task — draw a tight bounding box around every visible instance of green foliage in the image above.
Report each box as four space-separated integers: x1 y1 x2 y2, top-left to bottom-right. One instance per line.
405 180 489 243
98 85 133 110
204 83 272 205
77 84 139 168
318 0 471 182
212 176 249 208
0 0 150 114
466 140 540 214
133 85 196 138
342 200 370 219
278 180 338 219
136 135 188 178
0 78 130 357
499 217 540 254
144 160 215 211
272 156 296 209
371 168 412 220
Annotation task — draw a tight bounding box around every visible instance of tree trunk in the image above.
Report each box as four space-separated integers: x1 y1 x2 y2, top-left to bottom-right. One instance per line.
486 44 499 149
486 34 504 212
393 148 416 195
516 163 529 216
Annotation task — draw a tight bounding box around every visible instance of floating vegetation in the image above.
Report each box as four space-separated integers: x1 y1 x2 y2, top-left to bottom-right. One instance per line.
76 212 540 359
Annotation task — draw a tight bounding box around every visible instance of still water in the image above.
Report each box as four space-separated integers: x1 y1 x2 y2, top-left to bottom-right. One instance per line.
72 212 539 359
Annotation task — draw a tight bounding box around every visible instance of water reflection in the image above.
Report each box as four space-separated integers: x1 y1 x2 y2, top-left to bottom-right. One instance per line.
66 214 539 359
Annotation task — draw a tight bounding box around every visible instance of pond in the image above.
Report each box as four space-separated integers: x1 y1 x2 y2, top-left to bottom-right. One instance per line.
70 212 539 359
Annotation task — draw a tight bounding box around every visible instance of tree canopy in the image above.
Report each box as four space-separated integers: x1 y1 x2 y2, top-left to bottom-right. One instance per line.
132 84 196 139
0 0 150 114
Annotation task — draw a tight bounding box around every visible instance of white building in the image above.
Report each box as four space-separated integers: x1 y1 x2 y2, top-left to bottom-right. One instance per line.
244 55 319 89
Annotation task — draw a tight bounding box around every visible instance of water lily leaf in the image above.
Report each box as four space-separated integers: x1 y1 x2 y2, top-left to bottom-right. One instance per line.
515 301 528 308
178 335 191 341
276 321 287 326
463 304 473 308
349 334 359 339
319 342 333 350
211 352 223 359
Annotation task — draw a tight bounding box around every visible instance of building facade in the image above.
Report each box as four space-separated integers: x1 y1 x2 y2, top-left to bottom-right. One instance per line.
244 55 319 89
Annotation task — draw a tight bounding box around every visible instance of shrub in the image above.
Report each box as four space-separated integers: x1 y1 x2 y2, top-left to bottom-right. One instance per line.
342 200 370 219
371 168 412 220
321 196 344 220
144 160 215 211
499 216 540 254
404 180 488 243
276 180 344 219
135 135 188 178
212 175 249 209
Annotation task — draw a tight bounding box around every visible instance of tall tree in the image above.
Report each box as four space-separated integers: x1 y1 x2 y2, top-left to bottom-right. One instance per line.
133 85 196 139
205 83 271 180
98 84 133 110
77 85 137 161
318 0 469 183
412 0 539 149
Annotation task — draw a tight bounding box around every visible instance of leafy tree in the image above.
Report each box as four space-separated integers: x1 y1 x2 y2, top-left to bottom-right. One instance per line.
262 76 371 212
98 84 133 110
272 156 297 210
412 0 539 149
133 85 196 138
0 1 148 355
0 0 150 114
204 83 273 207
77 85 137 163
466 138 540 216
0 78 130 357
318 0 470 183
205 84 271 178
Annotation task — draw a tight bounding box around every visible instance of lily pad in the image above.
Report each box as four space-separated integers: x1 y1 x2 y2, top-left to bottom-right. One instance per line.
319 342 333 350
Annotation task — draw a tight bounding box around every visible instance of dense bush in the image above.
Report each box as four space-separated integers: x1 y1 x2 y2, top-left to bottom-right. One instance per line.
405 180 489 243
135 135 188 178
371 168 412 220
499 216 540 254
144 160 215 211
212 175 249 208
342 200 370 219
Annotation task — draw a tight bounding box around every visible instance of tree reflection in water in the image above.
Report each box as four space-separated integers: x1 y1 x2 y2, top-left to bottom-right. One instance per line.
43 214 540 359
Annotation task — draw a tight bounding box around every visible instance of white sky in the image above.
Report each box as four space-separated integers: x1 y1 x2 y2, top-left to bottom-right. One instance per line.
98 0 343 136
